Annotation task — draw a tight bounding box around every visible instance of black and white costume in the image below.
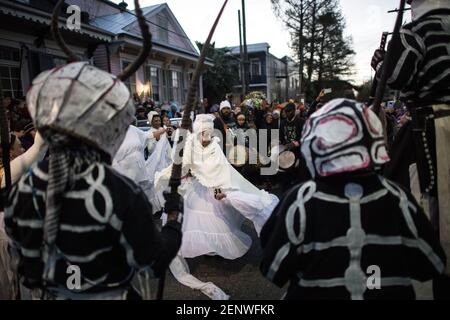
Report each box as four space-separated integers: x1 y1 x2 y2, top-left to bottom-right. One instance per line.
4 62 182 299
375 0 450 279
260 99 446 299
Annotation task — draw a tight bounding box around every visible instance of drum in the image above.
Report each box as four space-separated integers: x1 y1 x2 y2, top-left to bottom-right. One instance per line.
279 150 297 171
228 145 249 167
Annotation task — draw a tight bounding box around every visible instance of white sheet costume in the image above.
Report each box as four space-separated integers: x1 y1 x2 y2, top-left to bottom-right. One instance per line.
113 115 173 214
112 125 154 204
157 114 278 259
155 114 279 299
146 112 173 213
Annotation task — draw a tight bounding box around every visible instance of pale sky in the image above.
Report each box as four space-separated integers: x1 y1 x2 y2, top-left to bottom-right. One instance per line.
115 0 412 85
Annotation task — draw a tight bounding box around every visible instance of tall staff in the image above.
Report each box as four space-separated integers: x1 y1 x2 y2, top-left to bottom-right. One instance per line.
157 0 229 301
372 0 407 116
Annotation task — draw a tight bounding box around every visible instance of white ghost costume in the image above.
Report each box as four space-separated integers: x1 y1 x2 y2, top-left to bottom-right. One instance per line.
146 112 173 213
156 114 279 259
154 114 279 300
112 125 154 205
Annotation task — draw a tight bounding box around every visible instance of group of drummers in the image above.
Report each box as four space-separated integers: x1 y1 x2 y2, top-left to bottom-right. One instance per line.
212 93 327 191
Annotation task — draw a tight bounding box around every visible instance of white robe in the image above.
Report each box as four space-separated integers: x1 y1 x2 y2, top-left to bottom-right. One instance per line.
155 133 279 300
112 125 160 214
145 127 173 213
112 126 174 214
112 126 150 184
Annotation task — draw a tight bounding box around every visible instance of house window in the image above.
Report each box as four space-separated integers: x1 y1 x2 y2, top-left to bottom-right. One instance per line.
161 69 172 102
145 65 160 102
0 66 22 99
250 59 261 77
0 46 22 98
171 71 184 104
151 66 160 102
122 60 136 94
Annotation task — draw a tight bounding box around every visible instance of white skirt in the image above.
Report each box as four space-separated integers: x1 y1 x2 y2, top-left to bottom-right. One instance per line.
180 179 279 260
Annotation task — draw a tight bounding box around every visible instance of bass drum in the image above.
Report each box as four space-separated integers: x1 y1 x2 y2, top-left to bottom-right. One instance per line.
279 150 297 172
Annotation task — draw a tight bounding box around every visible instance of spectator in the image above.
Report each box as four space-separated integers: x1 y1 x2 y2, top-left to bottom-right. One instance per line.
210 104 220 118
0 134 25 185
14 97 31 120
235 112 249 131
20 122 36 151
136 106 147 120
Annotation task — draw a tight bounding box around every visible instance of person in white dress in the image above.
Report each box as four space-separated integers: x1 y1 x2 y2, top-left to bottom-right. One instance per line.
157 114 278 259
154 114 279 300
112 124 154 204
146 112 173 213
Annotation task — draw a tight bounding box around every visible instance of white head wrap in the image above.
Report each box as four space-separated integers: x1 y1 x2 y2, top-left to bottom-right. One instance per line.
193 114 215 135
220 100 232 111
147 111 159 125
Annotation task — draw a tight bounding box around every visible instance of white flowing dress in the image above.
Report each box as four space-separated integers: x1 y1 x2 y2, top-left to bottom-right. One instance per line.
145 127 173 213
155 120 279 300
156 134 279 260
112 126 172 214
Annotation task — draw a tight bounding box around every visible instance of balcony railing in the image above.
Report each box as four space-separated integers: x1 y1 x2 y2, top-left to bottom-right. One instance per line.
249 74 267 84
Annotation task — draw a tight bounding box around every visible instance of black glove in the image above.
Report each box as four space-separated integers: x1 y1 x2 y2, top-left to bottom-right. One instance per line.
163 191 183 215
371 49 385 71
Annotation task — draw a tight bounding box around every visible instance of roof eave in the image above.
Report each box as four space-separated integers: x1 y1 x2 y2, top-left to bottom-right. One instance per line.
0 0 114 42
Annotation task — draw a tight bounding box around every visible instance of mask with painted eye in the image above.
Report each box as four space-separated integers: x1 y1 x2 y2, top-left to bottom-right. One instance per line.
301 99 390 178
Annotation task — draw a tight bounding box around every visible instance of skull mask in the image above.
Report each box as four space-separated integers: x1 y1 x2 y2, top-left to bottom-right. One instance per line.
27 62 135 161
301 99 390 178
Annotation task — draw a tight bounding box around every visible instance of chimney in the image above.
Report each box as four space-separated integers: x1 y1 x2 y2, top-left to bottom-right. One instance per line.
118 1 128 11
119 0 128 11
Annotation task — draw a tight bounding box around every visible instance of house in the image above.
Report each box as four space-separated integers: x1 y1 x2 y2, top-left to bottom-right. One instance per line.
227 42 300 103
88 1 211 105
0 0 208 105
0 0 114 98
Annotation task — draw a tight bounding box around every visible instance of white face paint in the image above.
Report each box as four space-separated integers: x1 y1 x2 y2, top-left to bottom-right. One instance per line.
411 0 450 21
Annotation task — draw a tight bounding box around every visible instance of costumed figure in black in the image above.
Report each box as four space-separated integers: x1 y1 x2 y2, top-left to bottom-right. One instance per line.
3 0 182 300
371 0 450 295
278 103 309 192
260 99 447 300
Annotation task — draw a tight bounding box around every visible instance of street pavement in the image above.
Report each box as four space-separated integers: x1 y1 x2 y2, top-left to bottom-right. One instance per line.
152 221 285 300
145 183 434 300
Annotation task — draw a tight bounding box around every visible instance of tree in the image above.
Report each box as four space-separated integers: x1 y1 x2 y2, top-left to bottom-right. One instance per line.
272 0 311 96
315 9 355 87
356 80 374 103
271 0 355 101
196 42 239 106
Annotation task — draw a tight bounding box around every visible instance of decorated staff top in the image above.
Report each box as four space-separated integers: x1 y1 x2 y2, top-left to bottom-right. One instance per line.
243 91 267 110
